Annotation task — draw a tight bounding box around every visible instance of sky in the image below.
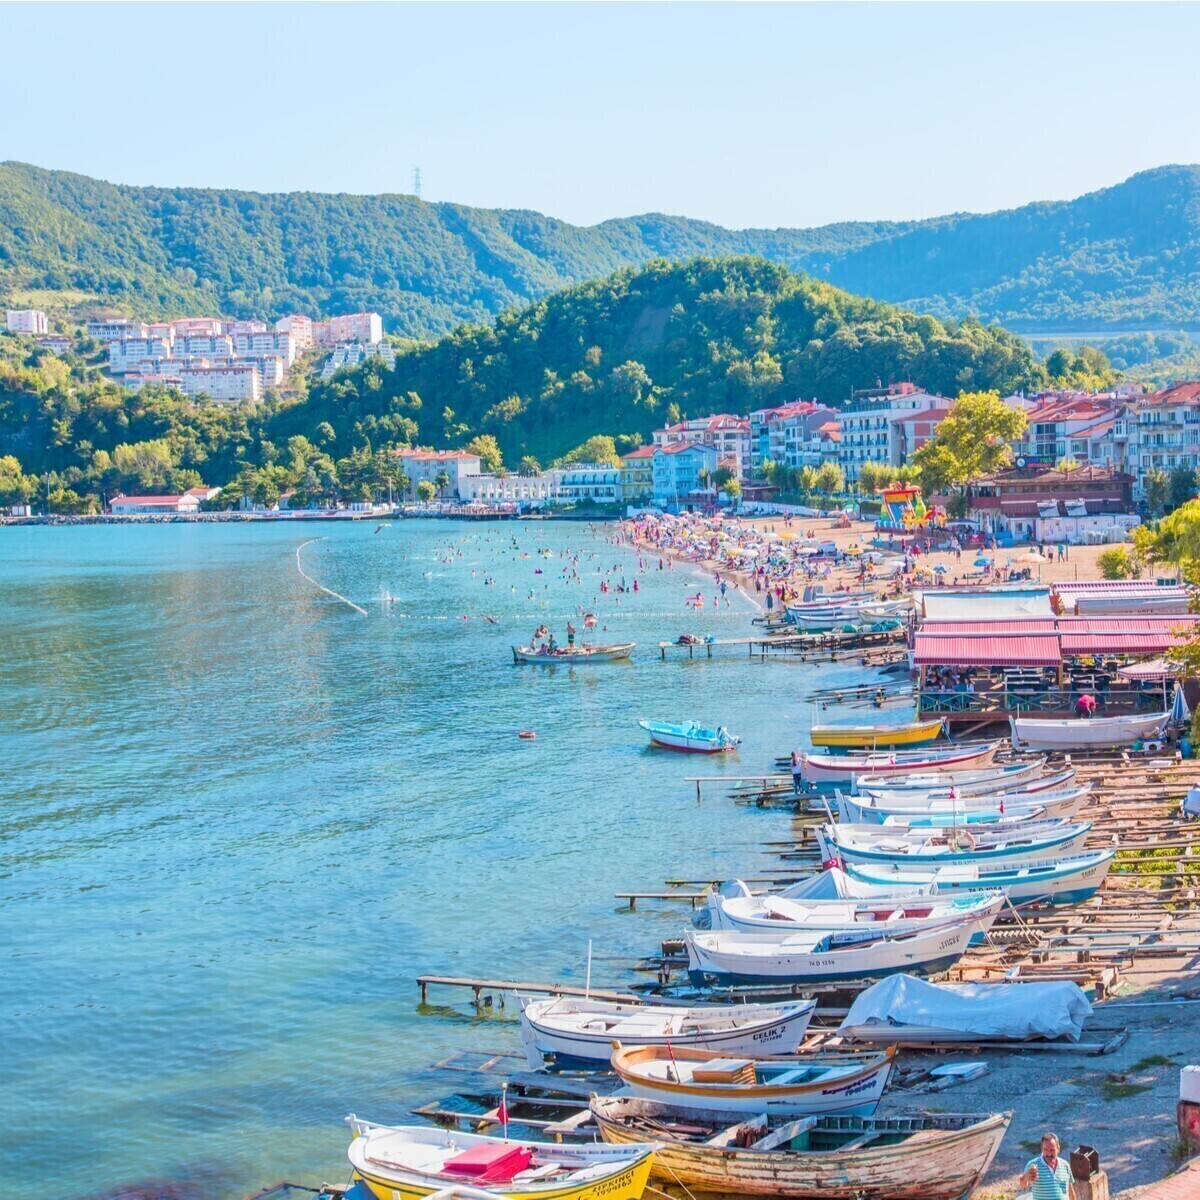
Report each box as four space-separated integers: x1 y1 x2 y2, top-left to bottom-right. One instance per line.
4 2 1200 231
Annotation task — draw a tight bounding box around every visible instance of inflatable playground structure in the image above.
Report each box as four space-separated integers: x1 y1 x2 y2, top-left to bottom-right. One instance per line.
874 485 946 533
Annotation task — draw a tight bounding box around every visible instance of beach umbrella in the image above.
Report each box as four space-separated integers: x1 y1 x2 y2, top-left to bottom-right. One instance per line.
933 564 948 573
973 556 991 567
1172 682 1192 724
1016 550 1049 564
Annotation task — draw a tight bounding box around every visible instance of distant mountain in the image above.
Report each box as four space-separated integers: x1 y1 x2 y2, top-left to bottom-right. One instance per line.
3 161 1200 336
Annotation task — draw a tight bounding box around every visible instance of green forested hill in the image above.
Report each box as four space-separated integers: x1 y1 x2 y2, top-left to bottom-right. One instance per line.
4 161 1200 336
0 257 1046 506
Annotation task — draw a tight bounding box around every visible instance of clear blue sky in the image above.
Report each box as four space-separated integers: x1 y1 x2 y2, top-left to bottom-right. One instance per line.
5 2 1199 230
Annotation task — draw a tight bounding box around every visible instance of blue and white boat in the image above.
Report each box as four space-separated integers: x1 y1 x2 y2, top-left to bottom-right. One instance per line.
843 847 1117 906
836 784 1090 827
817 819 1093 869
640 720 740 753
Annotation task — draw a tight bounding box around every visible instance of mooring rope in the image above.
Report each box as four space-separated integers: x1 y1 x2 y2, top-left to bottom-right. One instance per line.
295 538 368 616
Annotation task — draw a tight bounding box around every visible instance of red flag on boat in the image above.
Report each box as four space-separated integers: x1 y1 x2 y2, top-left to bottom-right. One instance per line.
498 1081 509 1139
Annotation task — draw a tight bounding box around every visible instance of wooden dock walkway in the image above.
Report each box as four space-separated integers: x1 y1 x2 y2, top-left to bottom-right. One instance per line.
658 627 906 662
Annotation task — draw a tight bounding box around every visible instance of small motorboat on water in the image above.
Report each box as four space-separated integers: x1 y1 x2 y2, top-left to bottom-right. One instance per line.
512 642 635 664
854 761 1065 798
346 1115 657 1200
589 1096 1011 1200
516 996 816 1068
838 783 1091 826
609 1043 897 1116
639 720 740 753
810 718 944 750
801 742 1000 784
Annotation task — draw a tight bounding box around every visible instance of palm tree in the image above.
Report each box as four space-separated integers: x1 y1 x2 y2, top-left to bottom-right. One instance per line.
435 468 451 499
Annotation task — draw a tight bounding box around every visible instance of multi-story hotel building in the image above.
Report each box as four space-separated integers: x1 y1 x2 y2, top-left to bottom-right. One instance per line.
6 309 50 335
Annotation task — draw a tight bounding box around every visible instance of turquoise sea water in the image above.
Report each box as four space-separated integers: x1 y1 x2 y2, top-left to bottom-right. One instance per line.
0 520 866 1200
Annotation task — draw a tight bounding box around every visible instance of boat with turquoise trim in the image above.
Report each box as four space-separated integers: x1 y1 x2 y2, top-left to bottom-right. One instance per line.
639 720 740 753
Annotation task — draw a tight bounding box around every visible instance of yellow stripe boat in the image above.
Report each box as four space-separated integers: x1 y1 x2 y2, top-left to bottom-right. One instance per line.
810 718 944 750
346 1115 656 1200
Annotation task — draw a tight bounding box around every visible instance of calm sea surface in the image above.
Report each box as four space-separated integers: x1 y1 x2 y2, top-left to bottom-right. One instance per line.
0 520 866 1200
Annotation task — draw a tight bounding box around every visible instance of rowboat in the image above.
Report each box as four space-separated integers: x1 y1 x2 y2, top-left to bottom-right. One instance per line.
809 718 944 750
1010 710 1169 750
844 846 1118 906
708 887 1004 941
610 1044 896 1116
786 589 876 612
639 721 740 753
818 819 1093 868
589 1097 1011 1200
346 1116 657 1200
801 743 1000 784
512 643 635 664
683 901 1001 985
837 784 1091 826
855 763 1071 799
516 996 816 1068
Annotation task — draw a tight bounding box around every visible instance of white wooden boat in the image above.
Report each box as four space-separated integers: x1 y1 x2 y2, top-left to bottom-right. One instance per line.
801 743 1000 784
512 642 635 664
844 847 1118 906
1010 711 1169 750
855 764 1072 800
818 819 1092 868
590 1097 1011 1200
837 784 1090 826
610 1044 896 1116
516 996 816 1068
638 720 740 753
683 900 1001 985
709 888 1004 941
346 1116 656 1200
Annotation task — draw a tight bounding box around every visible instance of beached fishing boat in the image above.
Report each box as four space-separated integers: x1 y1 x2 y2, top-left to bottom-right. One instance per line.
516 996 816 1068
855 763 1069 799
683 900 1001 985
818 819 1092 868
610 1044 896 1117
346 1116 656 1200
638 721 740 753
810 718 943 750
837 783 1090 826
1010 710 1170 750
707 887 1003 941
512 643 635 664
801 742 1000 784
589 1097 1011 1200
843 846 1118 906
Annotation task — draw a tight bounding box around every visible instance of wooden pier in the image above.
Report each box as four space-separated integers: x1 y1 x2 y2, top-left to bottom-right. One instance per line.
658 627 906 663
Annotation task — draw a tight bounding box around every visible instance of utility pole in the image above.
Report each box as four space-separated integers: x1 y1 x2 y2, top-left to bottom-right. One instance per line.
412 166 423 199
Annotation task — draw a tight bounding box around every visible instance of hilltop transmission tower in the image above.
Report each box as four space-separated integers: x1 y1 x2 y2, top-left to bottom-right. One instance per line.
412 166 423 199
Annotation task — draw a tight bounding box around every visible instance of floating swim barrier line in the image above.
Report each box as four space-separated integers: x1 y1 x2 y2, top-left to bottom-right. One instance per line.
295 538 368 617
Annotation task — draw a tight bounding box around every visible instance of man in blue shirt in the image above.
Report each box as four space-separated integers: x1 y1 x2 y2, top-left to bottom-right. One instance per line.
1020 1132 1073 1200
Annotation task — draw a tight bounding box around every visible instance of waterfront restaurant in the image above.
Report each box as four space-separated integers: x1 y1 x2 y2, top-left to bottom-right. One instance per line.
913 586 1200 734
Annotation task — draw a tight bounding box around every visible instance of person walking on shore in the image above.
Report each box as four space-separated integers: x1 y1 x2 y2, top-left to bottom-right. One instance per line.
791 751 804 797
1019 1133 1072 1200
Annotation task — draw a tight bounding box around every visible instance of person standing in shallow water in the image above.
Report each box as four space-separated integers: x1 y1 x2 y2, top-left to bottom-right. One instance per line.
1020 1133 1072 1200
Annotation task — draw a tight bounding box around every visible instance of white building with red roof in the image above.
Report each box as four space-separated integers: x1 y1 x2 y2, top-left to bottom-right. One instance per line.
109 486 218 515
652 414 751 479
1010 394 1122 468
837 382 950 483
1116 381 1200 494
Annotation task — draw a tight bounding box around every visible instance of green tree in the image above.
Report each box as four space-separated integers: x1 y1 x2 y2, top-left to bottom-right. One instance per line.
1168 465 1198 512
434 468 451 498
911 391 1027 503
253 479 281 510
1096 546 1138 580
464 434 503 473
723 478 742 506
559 435 621 466
47 487 95 515
1144 466 1171 516
0 455 38 506
814 461 845 496
518 456 542 477
416 479 437 503
855 461 890 494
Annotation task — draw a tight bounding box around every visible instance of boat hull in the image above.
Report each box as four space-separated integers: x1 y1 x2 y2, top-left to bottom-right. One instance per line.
591 1100 1011 1200
512 643 635 664
819 821 1092 868
853 759 1051 796
810 719 943 750
683 908 993 986
1010 711 1169 750
845 847 1117 905
802 744 998 784
612 1046 896 1117
639 722 739 753
518 999 816 1066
